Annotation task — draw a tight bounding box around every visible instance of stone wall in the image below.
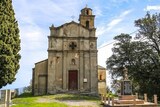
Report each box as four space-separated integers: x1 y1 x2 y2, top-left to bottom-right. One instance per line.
33 59 48 95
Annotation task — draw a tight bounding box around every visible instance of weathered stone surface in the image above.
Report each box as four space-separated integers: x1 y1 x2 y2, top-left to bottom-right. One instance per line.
32 7 106 96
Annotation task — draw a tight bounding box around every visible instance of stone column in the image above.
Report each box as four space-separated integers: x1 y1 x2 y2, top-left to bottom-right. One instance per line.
90 52 98 94
84 52 90 91
79 52 84 91
47 54 56 94
63 52 67 90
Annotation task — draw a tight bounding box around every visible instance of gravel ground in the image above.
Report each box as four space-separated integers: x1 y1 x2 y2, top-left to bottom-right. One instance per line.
37 97 101 107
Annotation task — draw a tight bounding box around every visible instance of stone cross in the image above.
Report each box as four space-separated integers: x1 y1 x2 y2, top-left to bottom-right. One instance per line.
69 42 77 50
86 4 88 8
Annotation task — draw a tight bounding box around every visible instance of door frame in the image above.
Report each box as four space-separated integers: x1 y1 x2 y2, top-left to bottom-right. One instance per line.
68 70 78 90
38 75 47 95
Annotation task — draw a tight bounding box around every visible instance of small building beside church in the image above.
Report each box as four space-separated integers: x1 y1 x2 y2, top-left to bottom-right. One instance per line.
32 7 106 95
98 65 106 94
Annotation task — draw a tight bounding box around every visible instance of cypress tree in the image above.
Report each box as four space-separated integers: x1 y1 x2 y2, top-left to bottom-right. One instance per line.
0 0 21 88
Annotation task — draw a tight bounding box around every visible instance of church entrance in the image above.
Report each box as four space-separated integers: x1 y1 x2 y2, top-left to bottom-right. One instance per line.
68 70 78 90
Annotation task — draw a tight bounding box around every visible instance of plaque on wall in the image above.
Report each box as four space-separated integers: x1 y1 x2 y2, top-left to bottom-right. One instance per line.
121 80 132 95
84 78 87 83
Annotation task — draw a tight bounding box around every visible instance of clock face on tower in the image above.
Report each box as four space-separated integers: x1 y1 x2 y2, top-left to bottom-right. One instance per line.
69 42 77 50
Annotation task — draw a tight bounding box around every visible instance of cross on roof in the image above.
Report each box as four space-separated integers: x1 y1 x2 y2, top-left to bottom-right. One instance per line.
86 4 88 8
69 42 77 50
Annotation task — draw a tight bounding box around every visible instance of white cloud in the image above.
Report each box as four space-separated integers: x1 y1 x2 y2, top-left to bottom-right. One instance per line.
108 9 133 30
96 9 133 36
144 5 160 11
120 9 133 17
13 0 84 26
20 25 47 51
107 19 122 31
94 6 103 17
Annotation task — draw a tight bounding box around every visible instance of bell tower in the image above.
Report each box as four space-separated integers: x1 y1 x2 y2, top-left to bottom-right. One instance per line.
79 6 95 29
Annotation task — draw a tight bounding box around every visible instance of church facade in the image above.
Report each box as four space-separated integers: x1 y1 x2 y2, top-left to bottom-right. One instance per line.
32 7 101 95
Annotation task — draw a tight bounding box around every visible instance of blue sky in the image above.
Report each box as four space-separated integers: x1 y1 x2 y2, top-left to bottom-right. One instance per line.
2 0 160 89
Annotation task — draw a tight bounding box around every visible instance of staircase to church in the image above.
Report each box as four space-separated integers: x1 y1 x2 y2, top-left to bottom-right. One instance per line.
101 94 158 107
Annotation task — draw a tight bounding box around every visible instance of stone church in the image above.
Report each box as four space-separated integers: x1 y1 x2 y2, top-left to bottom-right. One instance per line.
32 6 106 95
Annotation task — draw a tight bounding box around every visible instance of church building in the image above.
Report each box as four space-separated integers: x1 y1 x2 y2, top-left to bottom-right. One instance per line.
32 6 105 95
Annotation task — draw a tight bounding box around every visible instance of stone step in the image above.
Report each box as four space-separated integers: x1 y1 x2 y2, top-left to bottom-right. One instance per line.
115 99 144 104
119 95 136 100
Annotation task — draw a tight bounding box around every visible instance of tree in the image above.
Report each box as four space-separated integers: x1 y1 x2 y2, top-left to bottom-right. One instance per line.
106 13 160 99
0 0 21 88
134 12 160 97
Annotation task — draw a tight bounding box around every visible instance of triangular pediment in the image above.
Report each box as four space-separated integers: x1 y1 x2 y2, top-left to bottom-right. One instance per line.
54 21 92 37
56 21 88 30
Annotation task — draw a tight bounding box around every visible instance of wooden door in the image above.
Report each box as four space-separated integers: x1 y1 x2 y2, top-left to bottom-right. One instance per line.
38 75 47 95
68 70 78 90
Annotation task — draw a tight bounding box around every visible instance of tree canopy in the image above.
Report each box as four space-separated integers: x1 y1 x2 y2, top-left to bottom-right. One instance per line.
106 13 160 99
0 0 21 88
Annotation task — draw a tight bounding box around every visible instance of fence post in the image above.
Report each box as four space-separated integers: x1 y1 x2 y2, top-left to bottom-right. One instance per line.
101 94 103 103
104 94 106 103
144 93 147 102
135 93 138 99
108 97 110 104
4 90 8 107
133 95 136 105
112 97 114 106
0 90 1 99
7 90 11 107
154 95 157 105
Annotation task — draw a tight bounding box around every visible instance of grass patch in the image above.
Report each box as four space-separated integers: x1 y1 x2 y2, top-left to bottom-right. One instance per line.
11 93 101 107
12 102 68 107
16 92 33 98
54 94 100 101
12 93 68 107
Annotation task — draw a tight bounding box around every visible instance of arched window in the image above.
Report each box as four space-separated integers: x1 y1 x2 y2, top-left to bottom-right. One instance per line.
100 74 102 80
86 21 89 28
86 10 89 15
71 59 76 65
